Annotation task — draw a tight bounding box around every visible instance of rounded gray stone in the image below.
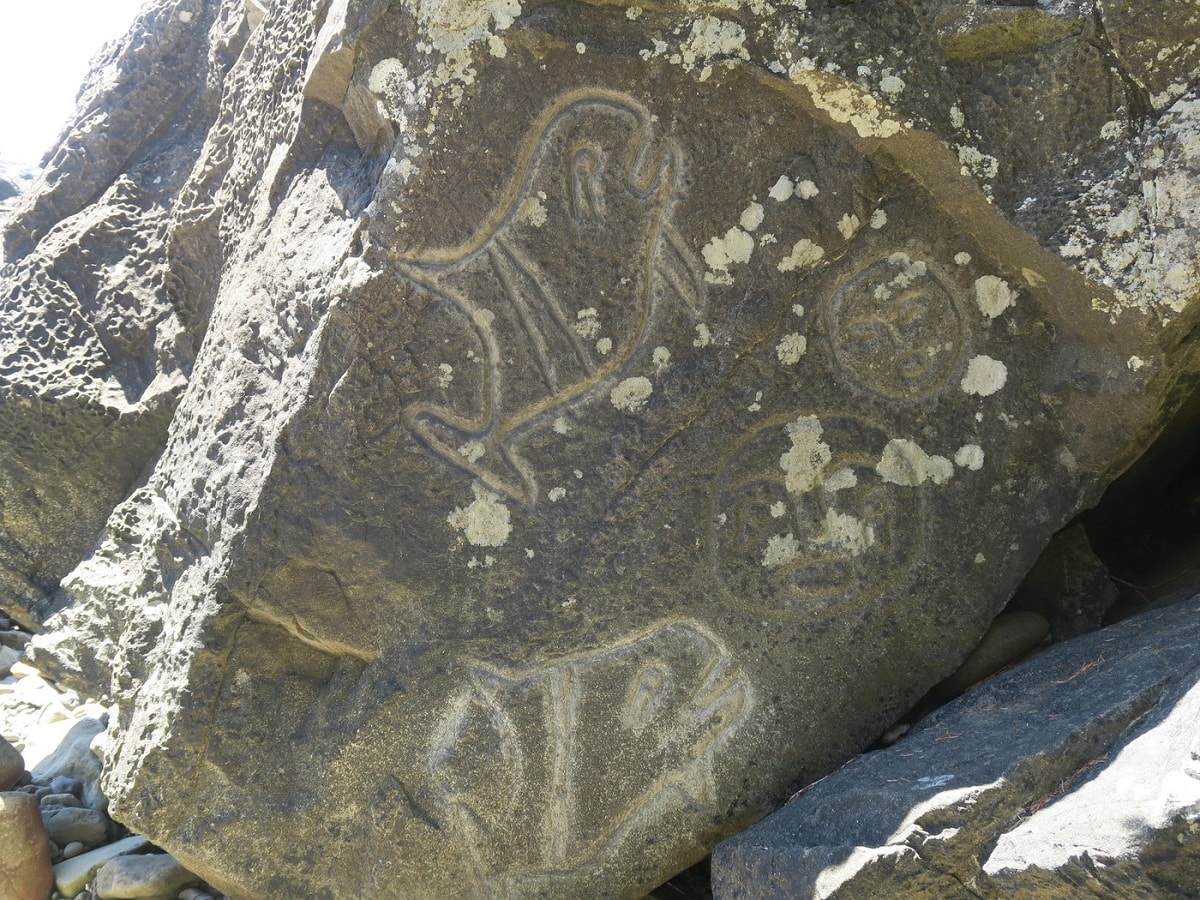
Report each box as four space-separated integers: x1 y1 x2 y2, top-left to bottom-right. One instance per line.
0 735 24 790
93 853 201 899
40 806 108 846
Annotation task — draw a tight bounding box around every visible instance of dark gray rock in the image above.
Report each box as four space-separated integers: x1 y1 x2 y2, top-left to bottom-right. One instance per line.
712 595 1200 899
40 805 108 846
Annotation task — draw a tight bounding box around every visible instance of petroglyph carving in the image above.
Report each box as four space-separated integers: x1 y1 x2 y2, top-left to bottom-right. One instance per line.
824 252 968 400
427 619 751 887
394 90 705 506
710 413 923 618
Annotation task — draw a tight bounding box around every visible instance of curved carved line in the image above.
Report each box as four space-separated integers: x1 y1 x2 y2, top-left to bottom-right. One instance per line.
390 89 659 269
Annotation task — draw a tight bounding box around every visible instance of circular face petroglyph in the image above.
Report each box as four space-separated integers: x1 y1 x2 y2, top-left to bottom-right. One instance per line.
709 413 923 619
825 253 967 400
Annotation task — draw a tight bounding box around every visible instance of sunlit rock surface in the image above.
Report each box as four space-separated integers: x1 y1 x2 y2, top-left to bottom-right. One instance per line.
713 595 1200 899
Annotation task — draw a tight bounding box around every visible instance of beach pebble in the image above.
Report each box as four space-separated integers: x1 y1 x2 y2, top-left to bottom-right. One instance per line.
0 734 24 789
40 791 84 809
0 629 32 650
52 835 150 897
41 805 108 845
94 853 202 899
51 775 85 797
0 643 21 677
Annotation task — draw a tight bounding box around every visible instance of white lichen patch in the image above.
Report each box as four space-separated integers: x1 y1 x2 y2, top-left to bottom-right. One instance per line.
548 486 566 502
837 213 861 240
436 363 454 388
552 416 571 435
626 5 643 19
879 74 905 98
797 179 820 199
487 34 507 57
573 307 601 339
517 195 548 227
680 16 749 70
974 275 1017 319
770 501 787 518
652 345 671 375
812 508 875 556
694 323 713 347
419 0 522 55
740 202 766 231
871 253 929 302
780 415 832 494
762 533 801 568
769 175 795 201
575 42 586 54
1128 355 1145 371
869 209 887 229
703 226 756 284
448 482 512 547
877 439 954 487
610 376 653 412
954 252 972 266
458 440 486 463
472 307 496 328
793 71 904 139
823 466 858 493
792 303 805 317
957 144 999 183
954 444 985 471
776 333 808 364
748 390 763 412
596 337 613 356
779 238 826 272
961 355 1008 397
368 58 411 114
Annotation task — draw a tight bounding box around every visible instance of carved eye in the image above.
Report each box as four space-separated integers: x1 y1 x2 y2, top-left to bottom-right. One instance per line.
892 295 930 335
621 660 673 732
568 145 605 223
844 320 890 356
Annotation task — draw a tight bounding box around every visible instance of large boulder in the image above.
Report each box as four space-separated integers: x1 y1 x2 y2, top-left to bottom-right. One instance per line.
5 0 1199 896
711 594 1200 898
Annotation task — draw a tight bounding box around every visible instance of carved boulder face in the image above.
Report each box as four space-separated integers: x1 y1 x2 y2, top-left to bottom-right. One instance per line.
23 2 1194 898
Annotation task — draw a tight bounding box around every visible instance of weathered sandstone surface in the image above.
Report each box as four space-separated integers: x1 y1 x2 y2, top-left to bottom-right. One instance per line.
0 0 1197 896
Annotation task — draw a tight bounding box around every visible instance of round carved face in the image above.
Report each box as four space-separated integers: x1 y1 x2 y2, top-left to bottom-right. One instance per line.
709 413 923 619
825 254 967 401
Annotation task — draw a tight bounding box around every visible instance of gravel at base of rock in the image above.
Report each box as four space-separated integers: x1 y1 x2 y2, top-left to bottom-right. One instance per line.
52 836 151 898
